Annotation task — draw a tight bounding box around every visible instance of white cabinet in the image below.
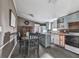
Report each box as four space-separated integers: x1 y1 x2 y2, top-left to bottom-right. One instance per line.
45 34 51 47
57 17 68 29
52 20 57 29
39 33 51 48
65 45 79 54
46 22 52 30
34 24 40 33
53 35 59 45
51 20 59 45
40 26 47 34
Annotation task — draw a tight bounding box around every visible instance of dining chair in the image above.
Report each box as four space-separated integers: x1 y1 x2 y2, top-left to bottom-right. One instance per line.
17 32 24 54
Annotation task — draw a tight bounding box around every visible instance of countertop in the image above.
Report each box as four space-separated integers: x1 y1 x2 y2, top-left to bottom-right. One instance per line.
65 33 79 36
52 32 79 36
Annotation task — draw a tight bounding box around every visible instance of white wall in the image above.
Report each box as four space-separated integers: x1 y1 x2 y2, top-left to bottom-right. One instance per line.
0 0 17 57
17 17 35 27
67 12 79 23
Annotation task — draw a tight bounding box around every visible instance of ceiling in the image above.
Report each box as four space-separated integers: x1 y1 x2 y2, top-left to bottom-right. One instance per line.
13 0 79 23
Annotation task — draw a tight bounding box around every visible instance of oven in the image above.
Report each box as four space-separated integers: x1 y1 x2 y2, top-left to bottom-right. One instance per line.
65 35 79 48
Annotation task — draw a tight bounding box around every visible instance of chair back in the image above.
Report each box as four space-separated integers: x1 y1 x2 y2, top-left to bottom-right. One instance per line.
28 32 39 48
17 32 21 40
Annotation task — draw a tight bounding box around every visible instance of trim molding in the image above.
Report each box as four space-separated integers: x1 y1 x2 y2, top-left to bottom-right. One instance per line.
13 0 17 11
8 42 17 58
0 41 10 50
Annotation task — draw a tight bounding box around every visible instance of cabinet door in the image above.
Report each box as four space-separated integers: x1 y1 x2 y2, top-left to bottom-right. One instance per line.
52 20 57 28
59 35 65 47
54 35 59 45
54 20 57 28
57 17 68 29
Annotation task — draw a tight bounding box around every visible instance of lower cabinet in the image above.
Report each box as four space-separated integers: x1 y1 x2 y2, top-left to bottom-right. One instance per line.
39 34 51 48
65 44 79 54
59 34 65 48
53 35 59 45
45 34 51 47
53 34 65 48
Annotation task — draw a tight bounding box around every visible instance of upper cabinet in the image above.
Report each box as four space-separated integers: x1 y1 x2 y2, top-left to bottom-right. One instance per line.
40 25 47 34
52 20 57 28
57 17 64 29
46 22 52 31
57 16 68 29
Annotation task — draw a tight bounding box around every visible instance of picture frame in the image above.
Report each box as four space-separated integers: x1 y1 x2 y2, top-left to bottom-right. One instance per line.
9 9 16 27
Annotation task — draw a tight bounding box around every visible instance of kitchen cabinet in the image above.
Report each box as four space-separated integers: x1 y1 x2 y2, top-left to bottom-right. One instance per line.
65 44 79 54
53 34 59 45
39 33 51 48
69 22 79 29
51 20 59 45
46 22 52 30
57 17 68 29
59 33 65 48
53 33 65 47
52 20 57 29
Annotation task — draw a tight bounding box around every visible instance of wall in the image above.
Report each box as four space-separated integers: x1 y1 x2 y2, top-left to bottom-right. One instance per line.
17 17 43 33
66 12 79 23
0 0 2 47
17 17 35 27
0 0 2 57
0 0 17 57
17 16 36 32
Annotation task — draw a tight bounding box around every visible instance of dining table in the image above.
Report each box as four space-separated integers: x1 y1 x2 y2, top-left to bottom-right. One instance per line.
20 33 40 57
21 36 29 57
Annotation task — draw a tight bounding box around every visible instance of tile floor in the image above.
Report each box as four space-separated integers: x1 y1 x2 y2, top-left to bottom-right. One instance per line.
11 44 79 58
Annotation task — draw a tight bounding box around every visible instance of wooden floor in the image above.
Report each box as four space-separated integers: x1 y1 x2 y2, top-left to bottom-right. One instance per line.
11 43 79 58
